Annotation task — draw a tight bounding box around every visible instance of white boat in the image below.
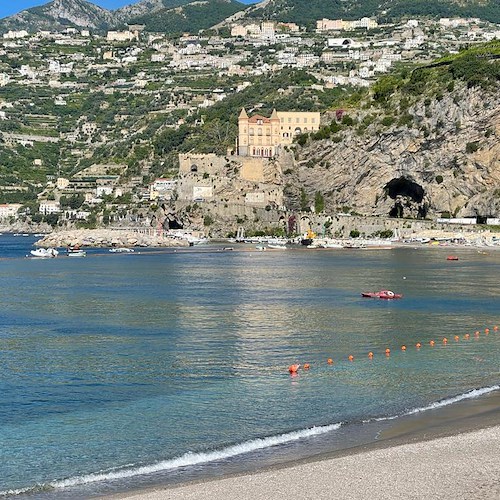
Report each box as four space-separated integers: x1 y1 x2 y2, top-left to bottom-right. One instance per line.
30 248 59 258
67 247 86 257
67 250 86 257
268 244 287 249
187 236 208 246
255 245 266 251
109 247 134 253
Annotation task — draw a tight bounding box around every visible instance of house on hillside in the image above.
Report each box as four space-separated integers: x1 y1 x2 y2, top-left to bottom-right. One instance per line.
237 108 320 157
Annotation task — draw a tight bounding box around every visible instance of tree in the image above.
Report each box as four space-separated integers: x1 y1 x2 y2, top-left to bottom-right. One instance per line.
300 188 309 211
314 191 325 213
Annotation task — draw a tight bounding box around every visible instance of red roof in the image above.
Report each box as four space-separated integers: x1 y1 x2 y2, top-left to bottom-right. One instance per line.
248 114 272 124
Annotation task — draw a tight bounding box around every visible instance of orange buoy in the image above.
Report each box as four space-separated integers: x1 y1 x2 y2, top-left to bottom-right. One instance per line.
494 325 498 331
327 358 333 365
485 328 490 334
385 348 391 355
465 333 470 339
401 345 406 351
416 342 421 348
368 352 374 358
429 340 435 346
443 337 448 344
475 330 480 336
303 363 310 370
288 364 300 374
454 335 459 341
348 355 354 362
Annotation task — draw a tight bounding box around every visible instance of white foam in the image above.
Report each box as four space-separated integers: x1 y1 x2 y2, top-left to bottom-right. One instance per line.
49 422 343 489
367 384 500 423
4 385 499 495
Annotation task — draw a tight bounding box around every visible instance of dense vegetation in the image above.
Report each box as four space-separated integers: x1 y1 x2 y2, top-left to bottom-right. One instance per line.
131 0 245 34
372 41 500 105
248 0 500 25
291 42 500 146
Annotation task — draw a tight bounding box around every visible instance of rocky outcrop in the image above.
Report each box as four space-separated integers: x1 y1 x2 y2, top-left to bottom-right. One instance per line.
35 229 189 248
282 85 500 218
0 0 115 33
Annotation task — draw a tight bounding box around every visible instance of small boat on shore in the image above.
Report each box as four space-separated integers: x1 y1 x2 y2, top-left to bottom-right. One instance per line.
446 255 459 261
362 290 402 299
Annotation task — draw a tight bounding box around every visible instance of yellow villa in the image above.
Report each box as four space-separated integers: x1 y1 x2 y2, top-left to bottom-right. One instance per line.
237 108 320 157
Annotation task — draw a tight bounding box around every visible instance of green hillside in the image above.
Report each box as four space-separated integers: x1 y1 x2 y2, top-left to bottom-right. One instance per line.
247 0 500 25
131 0 246 34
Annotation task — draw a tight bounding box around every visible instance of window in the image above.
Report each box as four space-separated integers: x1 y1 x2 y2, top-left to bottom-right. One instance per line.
249 128 254 135
257 129 262 135
190 165 198 172
266 128 270 136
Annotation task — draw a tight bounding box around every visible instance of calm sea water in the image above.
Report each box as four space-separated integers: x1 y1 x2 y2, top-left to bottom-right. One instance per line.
0 234 499 497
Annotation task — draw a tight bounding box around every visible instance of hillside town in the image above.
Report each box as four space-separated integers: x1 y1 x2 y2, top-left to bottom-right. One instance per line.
0 12 499 237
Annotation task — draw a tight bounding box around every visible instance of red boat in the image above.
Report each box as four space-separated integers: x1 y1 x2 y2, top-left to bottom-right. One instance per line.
446 255 459 261
361 290 402 299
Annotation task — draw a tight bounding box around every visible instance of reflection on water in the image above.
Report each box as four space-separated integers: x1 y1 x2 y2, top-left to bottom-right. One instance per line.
0 240 498 495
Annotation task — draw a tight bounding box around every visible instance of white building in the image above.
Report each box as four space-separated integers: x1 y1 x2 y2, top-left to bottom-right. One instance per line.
107 31 138 42
96 186 113 197
327 38 354 48
3 30 29 39
0 73 10 86
57 178 70 190
0 203 22 219
39 201 61 215
150 178 177 200
48 60 74 74
231 25 247 37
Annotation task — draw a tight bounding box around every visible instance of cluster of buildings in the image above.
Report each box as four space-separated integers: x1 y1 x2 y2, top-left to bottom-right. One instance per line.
0 13 499 224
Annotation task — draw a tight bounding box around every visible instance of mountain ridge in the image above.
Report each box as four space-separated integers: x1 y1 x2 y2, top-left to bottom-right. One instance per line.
1 0 498 34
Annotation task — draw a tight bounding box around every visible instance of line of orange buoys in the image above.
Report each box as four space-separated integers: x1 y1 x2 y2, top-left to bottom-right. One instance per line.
288 325 499 374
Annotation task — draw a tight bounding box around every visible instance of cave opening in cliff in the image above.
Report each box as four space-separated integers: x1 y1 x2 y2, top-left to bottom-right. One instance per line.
163 216 183 230
385 177 424 202
384 177 426 218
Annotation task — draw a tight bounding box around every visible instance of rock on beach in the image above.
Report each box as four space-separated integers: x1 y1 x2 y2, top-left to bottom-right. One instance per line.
35 229 189 249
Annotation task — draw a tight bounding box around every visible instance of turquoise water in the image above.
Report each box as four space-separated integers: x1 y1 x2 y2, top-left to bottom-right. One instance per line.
0 234 499 497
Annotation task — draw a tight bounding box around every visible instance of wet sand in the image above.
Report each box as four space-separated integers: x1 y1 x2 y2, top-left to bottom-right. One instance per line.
111 392 500 500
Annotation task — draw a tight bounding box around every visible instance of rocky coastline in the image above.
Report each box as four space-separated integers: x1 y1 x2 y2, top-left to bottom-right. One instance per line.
34 229 189 249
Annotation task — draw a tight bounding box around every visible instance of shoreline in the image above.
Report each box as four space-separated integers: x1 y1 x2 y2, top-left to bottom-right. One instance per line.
108 389 500 500
115 424 500 500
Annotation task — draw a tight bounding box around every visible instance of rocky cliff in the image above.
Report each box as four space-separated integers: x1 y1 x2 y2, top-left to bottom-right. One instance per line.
281 84 500 219
0 0 115 32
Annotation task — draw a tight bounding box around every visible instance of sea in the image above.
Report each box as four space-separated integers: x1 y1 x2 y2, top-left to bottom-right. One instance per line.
0 233 498 498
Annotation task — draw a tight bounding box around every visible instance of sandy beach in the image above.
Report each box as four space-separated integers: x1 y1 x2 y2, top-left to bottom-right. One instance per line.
114 421 500 500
